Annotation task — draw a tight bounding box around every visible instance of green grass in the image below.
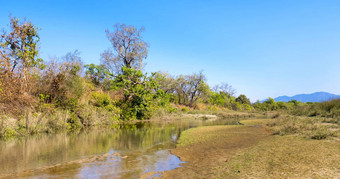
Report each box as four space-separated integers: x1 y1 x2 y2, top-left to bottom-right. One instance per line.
239 118 273 126
176 125 242 147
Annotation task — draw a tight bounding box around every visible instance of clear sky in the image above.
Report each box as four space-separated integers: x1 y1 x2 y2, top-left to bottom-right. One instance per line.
1 0 339 101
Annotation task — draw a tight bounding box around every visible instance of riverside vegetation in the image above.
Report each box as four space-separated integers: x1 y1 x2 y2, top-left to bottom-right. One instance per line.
0 16 339 178
0 16 257 138
0 16 339 140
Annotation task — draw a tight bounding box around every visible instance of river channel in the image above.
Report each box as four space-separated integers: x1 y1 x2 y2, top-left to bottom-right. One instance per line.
0 117 238 178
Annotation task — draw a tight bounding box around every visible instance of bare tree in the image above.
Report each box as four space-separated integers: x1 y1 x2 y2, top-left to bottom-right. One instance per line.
103 23 149 75
154 71 177 94
100 49 123 76
212 83 236 97
175 71 210 106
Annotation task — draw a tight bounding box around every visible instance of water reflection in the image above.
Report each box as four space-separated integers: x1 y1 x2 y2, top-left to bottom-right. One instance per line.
0 118 236 178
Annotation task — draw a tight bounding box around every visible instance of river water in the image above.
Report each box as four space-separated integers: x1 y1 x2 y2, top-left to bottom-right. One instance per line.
0 118 237 178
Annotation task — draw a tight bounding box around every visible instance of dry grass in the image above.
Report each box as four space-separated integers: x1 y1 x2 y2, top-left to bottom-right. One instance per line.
268 115 339 140
217 136 340 178
292 99 340 118
163 118 340 178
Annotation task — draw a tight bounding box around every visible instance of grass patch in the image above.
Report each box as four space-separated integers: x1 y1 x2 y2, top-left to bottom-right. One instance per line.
268 115 339 140
217 136 340 178
239 118 273 126
176 125 242 147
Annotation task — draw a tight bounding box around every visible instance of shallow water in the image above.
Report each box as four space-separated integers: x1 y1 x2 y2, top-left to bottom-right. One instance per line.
0 118 236 178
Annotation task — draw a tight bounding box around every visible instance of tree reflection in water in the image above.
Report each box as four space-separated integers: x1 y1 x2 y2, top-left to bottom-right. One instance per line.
0 118 235 178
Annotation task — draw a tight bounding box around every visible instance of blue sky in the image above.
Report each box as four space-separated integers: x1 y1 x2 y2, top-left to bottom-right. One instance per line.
1 0 339 101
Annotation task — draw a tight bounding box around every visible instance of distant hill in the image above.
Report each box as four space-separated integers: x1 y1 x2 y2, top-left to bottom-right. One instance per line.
264 92 340 103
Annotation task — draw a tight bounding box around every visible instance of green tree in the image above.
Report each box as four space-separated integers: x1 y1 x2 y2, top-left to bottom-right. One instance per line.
288 100 300 106
235 94 251 105
263 97 278 110
0 16 44 74
84 63 110 87
113 67 161 120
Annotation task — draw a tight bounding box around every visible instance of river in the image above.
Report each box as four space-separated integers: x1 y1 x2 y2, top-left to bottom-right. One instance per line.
0 117 237 178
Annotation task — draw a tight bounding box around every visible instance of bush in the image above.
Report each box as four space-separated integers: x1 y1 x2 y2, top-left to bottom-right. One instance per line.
181 107 189 112
66 113 82 130
90 91 116 111
268 115 338 140
291 99 340 118
242 104 253 111
113 67 165 120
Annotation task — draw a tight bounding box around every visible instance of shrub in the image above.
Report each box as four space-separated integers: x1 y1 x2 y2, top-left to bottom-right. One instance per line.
66 113 82 130
291 99 340 118
181 107 189 112
242 104 253 111
113 67 164 120
90 91 116 111
268 115 338 140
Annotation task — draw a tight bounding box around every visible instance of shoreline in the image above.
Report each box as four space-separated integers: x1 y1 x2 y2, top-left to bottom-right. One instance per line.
160 119 340 178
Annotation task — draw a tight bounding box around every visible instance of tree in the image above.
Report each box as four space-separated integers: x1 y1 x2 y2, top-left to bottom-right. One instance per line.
40 51 85 109
100 49 123 76
153 71 177 94
113 67 160 120
102 23 149 75
175 71 210 106
210 83 236 108
0 16 43 109
212 83 236 97
288 100 299 106
235 94 251 105
84 63 110 87
263 97 278 110
0 16 43 75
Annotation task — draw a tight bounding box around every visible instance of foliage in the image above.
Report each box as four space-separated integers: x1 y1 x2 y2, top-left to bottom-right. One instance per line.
176 72 211 106
39 51 87 110
209 91 232 108
0 16 44 73
235 94 251 105
0 16 44 113
253 98 279 111
291 99 340 118
90 91 117 112
85 63 111 88
112 67 168 120
181 106 189 112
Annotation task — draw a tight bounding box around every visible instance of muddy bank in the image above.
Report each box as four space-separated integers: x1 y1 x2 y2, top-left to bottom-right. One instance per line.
161 125 271 178
161 118 340 178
